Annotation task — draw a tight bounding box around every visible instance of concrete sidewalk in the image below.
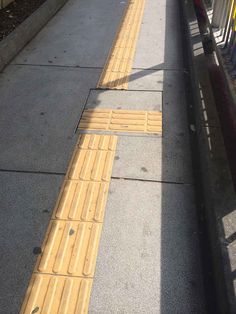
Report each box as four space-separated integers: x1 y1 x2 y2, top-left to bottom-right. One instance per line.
0 0 206 312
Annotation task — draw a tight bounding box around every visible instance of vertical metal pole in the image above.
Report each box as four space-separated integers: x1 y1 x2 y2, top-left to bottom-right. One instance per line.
223 0 235 48
212 0 225 27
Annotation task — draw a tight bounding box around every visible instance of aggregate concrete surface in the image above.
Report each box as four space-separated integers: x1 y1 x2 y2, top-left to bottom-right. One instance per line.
0 0 206 312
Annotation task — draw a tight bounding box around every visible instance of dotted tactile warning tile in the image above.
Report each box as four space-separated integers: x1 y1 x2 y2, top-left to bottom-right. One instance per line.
20 274 92 314
53 181 109 222
20 134 117 314
79 109 162 134
97 0 146 89
67 134 117 181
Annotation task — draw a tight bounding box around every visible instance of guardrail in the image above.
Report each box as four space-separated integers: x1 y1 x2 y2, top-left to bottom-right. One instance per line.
209 0 236 65
198 0 236 91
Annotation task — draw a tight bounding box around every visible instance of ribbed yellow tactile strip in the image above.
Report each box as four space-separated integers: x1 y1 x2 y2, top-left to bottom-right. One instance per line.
20 275 92 314
67 134 117 180
97 0 146 89
53 180 109 222
79 109 162 134
20 134 117 314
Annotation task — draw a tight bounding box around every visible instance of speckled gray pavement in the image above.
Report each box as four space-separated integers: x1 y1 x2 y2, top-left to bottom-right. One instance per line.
0 0 206 312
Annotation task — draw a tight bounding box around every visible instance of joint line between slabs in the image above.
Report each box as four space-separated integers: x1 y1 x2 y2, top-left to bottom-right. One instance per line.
131 67 186 72
0 168 65 176
31 271 94 279
96 88 164 92
89 88 163 93
78 130 162 139
74 88 93 134
11 63 104 70
111 176 194 186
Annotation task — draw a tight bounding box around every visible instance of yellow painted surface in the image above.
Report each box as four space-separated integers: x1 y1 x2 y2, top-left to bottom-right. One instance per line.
20 134 117 313
97 0 146 89
79 109 162 134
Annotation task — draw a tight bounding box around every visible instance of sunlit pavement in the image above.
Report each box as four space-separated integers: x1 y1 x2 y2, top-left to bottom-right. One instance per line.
0 0 206 312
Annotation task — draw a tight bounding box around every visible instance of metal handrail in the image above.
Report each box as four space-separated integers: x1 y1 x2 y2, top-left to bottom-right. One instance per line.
208 0 236 72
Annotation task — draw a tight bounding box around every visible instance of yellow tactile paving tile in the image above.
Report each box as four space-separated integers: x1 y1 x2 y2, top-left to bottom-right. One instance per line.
78 133 117 151
67 134 117 181
97 0 146 89
53 180 109 222
20 274 92 314
35 221 102 277
20 134 117 314
79 109 162 134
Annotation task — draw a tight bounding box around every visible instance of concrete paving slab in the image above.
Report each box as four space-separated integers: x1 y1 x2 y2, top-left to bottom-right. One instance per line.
89 179 205 313
0 65 100 173
12 0 127 67
128 69 164 91
128 69 186 99
162 71 190 133
112 135 193 183
127 70 189 133
85 90 162 111
0 171 63 314
0 0 207 311
133 0 183 70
